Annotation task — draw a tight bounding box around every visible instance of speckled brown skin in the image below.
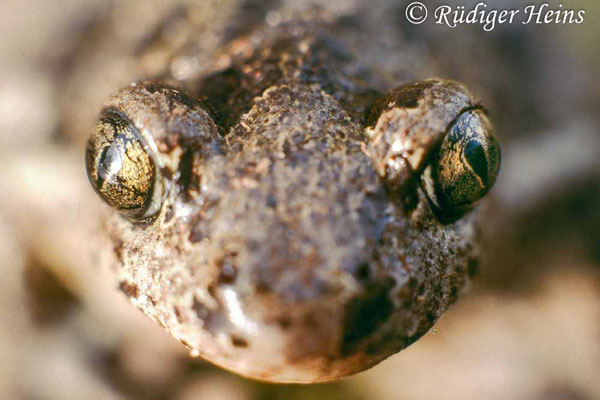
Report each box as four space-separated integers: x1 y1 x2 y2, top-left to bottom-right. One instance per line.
91 22 486 383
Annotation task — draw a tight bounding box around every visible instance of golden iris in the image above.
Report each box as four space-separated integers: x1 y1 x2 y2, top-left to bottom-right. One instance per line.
85 110 162 221
424 108 501 222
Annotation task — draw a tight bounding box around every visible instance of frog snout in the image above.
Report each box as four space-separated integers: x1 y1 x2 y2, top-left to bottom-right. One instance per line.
195 154 390 301
180 156 399 380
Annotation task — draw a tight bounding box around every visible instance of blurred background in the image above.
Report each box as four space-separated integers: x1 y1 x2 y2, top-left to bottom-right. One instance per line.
1 0 598 399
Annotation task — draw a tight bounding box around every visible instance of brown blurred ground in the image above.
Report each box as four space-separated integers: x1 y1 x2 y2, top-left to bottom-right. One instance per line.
1 0 599 399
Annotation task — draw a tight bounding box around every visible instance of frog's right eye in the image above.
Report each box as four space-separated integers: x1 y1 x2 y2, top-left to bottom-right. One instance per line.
365 79 500 223
422 108 501 223
86 110 164 222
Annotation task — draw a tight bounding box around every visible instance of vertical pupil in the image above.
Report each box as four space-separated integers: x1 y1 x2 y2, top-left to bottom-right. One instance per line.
464 140 488 186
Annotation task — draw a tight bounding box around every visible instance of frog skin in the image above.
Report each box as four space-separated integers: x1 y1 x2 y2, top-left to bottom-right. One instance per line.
85 21 500 383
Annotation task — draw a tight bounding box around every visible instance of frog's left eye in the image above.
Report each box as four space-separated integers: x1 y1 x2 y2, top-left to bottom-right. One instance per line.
86 110 164 222
422 108 500 222
86 81 224 223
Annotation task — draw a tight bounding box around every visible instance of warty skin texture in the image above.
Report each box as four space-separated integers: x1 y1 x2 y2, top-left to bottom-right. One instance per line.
86 22 495 383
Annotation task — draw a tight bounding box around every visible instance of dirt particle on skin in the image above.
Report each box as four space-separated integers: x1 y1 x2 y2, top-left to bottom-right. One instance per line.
207 282 218 299
188 226 204 243
173 306 184 323
164 205 175 223
231 335 249 348
192 297 212 321
218 262 238 284
113 239 124 260
119 281 140 299
275 315 292 329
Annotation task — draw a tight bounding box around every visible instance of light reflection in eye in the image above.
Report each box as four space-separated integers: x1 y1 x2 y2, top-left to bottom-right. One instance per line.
98 142 124 182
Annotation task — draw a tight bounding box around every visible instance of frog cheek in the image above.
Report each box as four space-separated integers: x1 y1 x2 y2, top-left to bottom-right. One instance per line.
85 110 165 222
423 108 501 223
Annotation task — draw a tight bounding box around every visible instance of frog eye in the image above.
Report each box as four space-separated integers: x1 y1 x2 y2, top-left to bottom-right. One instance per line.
422 108 501 222
86 110 164 222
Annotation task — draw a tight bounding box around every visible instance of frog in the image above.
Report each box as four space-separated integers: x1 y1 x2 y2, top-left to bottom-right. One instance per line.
84 19 500 383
